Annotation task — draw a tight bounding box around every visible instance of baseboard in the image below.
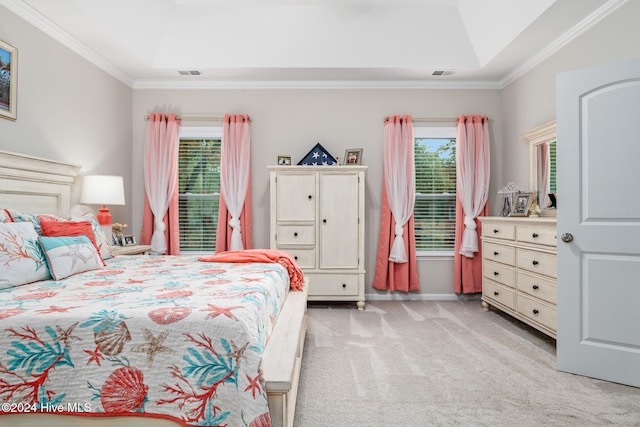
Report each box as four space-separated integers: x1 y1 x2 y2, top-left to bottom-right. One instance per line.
364 293 481 301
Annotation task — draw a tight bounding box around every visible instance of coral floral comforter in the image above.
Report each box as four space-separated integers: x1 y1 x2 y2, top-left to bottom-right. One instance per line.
0 255 290 427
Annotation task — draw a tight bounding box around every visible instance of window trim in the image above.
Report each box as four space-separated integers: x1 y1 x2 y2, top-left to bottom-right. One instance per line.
414 126 457 257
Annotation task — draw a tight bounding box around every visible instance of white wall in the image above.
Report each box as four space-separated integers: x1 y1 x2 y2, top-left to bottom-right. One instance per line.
501 0 640 191
0 5 132 222
132 88 503 298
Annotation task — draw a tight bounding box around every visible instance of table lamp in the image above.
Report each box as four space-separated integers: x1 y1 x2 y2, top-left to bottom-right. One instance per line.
80 175 126 238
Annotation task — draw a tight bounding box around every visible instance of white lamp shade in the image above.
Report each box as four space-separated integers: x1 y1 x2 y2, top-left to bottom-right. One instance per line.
80 175 126 206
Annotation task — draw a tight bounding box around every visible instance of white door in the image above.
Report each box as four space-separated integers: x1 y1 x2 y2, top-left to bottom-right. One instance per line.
556 58 640 387
319 173 359 269
275 172 316 221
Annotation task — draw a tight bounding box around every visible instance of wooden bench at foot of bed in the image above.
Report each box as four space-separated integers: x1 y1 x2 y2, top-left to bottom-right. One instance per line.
263 280 309 427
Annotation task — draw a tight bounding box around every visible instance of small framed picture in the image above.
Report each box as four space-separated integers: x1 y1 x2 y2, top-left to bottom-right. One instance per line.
123 235 136 246
0 39 18 121
344 148 363 165
277 155 292 166
511 192 534 217
112 233 124 246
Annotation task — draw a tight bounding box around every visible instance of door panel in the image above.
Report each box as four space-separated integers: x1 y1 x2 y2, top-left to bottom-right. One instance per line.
319 173 359 269
276 173 315 221
557 58 640 387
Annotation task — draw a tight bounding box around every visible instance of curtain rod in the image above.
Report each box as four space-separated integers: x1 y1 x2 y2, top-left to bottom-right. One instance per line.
384 117 490 122
144 115 223 121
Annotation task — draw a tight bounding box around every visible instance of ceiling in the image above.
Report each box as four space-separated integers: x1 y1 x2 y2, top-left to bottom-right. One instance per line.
1 0 625 88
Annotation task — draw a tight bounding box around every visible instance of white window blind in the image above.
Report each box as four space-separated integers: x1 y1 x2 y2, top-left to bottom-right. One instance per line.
549 140 557 194
414 128 457 253
178 131 221 252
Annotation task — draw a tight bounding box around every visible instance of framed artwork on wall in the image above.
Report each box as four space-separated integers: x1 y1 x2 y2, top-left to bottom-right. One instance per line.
0 39 17 121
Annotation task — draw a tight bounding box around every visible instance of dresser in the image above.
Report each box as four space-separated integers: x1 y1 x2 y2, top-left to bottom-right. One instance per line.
269 165 367 310
479 216 557 338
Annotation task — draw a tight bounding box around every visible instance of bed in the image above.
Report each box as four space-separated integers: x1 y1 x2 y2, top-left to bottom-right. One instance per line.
0 150 308 427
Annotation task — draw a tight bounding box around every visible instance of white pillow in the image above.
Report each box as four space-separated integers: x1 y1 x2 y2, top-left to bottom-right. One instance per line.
0 222 51 288
39 235 104 280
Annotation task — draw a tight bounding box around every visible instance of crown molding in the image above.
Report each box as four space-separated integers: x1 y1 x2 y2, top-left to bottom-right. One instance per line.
0 0 135 86
500 0 628 88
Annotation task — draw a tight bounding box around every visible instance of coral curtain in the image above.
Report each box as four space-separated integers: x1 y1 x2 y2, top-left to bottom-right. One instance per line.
454 114 490 294
537 143 550 208
373 115 419 292
141 113 181 255
215 114 253 252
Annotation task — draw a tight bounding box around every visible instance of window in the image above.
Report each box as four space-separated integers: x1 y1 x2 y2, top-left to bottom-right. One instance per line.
414 127 457 254
549 140 557 194
178 127 221 253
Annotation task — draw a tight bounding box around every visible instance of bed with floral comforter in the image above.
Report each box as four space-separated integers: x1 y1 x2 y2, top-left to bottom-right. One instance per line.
0 254 290 427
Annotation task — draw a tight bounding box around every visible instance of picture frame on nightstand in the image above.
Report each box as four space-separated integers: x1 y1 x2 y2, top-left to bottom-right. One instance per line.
123 234 136 246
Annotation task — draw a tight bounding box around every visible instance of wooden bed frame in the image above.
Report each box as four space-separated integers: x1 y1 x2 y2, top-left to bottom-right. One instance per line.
0 150 308 427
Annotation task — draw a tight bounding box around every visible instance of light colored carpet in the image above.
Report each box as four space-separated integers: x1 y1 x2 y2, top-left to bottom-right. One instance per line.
293 301 640 427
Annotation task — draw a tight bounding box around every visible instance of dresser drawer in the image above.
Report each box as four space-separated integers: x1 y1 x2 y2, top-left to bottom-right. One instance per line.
276 224 315 245
517 293 557 332
483 280 515 310
482 222 515 241
517 225 557 247
483 242 515 266
278 247 315 269
516 248 556 278
517 270 556 304
308 274 359 296
483 260 515 288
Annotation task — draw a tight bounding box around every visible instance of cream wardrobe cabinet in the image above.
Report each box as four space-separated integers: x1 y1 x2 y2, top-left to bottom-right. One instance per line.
479 216 557 338
269 166 367 310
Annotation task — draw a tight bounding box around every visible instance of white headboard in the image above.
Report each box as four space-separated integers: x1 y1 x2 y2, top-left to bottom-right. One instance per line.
0 150 81 216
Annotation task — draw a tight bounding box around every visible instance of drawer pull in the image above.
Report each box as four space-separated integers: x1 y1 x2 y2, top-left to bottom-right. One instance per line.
532 309 539 315
323 219 327 223
532 284 539 290
532 260 539 266
493 229 499 234
308 195 312 200
342 283 347 288
493 271 499 276
294 256 298 260
493 291 499 296
532 233 539 238
294 232 298 237
493 251 499 256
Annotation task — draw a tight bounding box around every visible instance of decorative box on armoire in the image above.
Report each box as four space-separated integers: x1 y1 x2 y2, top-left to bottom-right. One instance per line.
269 165 367 310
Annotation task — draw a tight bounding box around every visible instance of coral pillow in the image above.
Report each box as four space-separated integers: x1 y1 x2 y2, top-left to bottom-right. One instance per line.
40 219 106 265
38 235 104 280
0 222 51 288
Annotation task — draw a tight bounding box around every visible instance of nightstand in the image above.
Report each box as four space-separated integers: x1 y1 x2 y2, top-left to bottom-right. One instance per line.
111 244 152 256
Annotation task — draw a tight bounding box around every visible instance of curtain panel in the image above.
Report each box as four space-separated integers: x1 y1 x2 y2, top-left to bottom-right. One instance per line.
373 114 419 292
215 114 253 252
454 114 490 294
141 112 181 255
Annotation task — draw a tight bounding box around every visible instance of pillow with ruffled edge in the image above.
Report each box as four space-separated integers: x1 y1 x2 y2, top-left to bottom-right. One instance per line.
40 219 106 266
38 235 104 280
38 213 113 261
0 222 51 288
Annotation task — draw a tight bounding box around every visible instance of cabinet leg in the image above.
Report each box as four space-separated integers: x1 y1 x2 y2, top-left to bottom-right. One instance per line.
482 300 490 311
357 300 365 311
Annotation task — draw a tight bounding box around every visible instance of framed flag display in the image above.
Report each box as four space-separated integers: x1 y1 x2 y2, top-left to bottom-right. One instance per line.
297 142 338 166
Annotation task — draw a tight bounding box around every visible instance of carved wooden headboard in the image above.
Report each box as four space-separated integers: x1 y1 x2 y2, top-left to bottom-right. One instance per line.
0 150 81 215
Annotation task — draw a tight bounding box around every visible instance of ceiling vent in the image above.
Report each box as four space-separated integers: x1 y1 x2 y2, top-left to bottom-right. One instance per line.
432 70 455 76
178 70 202 76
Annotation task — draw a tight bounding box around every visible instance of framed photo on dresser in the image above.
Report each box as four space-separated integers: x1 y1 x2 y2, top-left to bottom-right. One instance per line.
511 192 534 217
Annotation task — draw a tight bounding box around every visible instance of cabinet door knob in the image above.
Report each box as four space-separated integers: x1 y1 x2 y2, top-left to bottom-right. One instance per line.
308 195 312 200
294 256 298 260
342 283 347 288
532 233 539 238
323 219 327 223
532 260 539 266
493 271 499 276
532 309 539 315
493 291 499 296
493 229 499 234
532 284 539 290
493 251 499 256
294 232 298 237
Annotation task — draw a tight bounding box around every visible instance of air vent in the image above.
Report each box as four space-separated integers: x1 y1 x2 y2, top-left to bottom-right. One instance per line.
432 70 454 76
178 70 202 76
